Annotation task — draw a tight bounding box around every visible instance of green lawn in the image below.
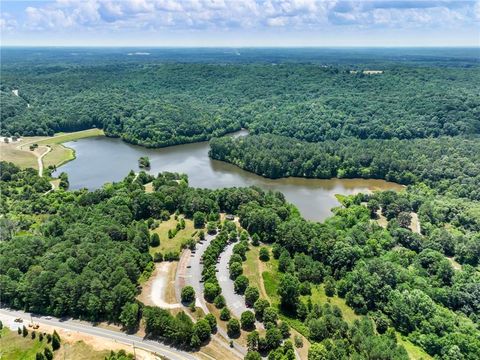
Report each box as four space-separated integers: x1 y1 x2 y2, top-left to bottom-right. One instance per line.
261 257 280 304
244 246 266 294
397 336 433 360
36 128 104 145
303 285 360 324
0 327 50 360
149 215 197 255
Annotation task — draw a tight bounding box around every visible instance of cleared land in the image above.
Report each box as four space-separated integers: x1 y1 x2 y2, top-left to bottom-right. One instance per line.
243 246 269 300
0 327 51 360
138 262 180 308
0 129 104 174
0 141 38 168
149 215 196 255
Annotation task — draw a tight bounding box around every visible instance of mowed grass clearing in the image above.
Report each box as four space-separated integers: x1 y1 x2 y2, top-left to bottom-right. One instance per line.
39 128 104 168
149 215 197 255
36 128 104 146
304 285 360 324
0 142 38 169
55 340 112 360
0 327 50 360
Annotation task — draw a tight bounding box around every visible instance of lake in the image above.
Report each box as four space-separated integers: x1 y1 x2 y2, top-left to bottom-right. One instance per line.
54 133 404 221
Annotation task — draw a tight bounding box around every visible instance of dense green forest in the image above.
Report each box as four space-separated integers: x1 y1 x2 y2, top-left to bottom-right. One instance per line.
1 48 479 360
209 134 480 200
1 162 479 359
1 49 479 147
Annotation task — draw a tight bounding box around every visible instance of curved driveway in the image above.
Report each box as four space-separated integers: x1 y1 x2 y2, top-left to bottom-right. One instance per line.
0 307 197 360
175 234 247 358
216 241 249 319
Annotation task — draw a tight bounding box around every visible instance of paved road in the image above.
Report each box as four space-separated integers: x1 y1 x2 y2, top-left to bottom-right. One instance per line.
216 241 249 319
0 308 198 360
175 233 215 312
216 241 264 332
175 234 247 358
37 145 51 177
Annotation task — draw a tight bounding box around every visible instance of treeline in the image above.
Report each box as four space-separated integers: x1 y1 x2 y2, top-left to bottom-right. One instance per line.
0 162 287 324
209 134 480 200
1 161 479 358
238 191 480 359
1 61 479 146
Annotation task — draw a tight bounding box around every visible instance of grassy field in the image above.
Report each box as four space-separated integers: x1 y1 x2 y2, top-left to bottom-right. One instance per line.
304 285 360 323
397 336 433 360
260 252 280 305
243 246 264 294
0 327 50 360
39 129 104 169
54 340 111 360
0 143 37 169
43 144 74 168
0 129 104 172
149 215 197 255
36 128 104 146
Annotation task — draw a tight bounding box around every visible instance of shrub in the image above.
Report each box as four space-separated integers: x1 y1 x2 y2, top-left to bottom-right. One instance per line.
214 295 226 309
52 331 61 351
181 286 196 305
259 247 270 261
227 318 240 338
279 322 290 338
234 275 249 294
150 233 160 247
253 299 270 320
204 282 220 303
324 276 336 297
153 252 163 262
194 319 211 342
245 286 260 307
229 262 243 280
205 314 217 333
193 212 206 228
220 307 231 321
241 311 256 331
44 348 53 360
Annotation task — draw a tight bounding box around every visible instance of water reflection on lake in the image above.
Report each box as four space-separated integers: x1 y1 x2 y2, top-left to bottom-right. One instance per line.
54 133 403 221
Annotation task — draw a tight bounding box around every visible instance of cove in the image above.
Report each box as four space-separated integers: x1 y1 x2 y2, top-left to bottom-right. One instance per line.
53 133 403 222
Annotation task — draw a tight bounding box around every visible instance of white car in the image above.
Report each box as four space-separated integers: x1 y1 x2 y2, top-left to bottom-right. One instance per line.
44 316 52 320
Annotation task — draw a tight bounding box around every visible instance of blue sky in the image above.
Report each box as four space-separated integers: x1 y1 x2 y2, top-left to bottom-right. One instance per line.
1 1 479 46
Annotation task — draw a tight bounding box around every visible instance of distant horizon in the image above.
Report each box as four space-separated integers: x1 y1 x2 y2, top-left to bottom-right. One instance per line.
1 45 479 49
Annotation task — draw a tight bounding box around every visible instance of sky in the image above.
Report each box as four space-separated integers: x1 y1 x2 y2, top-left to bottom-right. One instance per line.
1 0 479 47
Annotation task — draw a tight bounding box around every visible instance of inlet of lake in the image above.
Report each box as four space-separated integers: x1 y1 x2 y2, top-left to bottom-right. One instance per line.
54 132 404 222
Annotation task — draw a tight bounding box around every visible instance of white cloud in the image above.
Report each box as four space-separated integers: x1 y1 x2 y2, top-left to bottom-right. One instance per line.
267 16 289 26
13 0 480 34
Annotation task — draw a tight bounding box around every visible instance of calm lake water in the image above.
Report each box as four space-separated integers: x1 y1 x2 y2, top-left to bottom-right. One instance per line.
54 133 403 221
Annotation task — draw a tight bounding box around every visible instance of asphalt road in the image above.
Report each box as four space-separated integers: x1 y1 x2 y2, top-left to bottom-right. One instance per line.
216 241 249 319
175 234 247 358
0 307 198 360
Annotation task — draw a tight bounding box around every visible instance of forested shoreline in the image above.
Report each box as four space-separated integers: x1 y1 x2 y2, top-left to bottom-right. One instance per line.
1 48 479 360
2 49 479 147
1 162 479 359
209 134 480 200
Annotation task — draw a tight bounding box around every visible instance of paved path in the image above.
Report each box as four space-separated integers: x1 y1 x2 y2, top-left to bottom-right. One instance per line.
37 145 51 177
175 234 247 358
216 241 249 319
216 241 264 332
0 308 197 360
175 234 214 312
